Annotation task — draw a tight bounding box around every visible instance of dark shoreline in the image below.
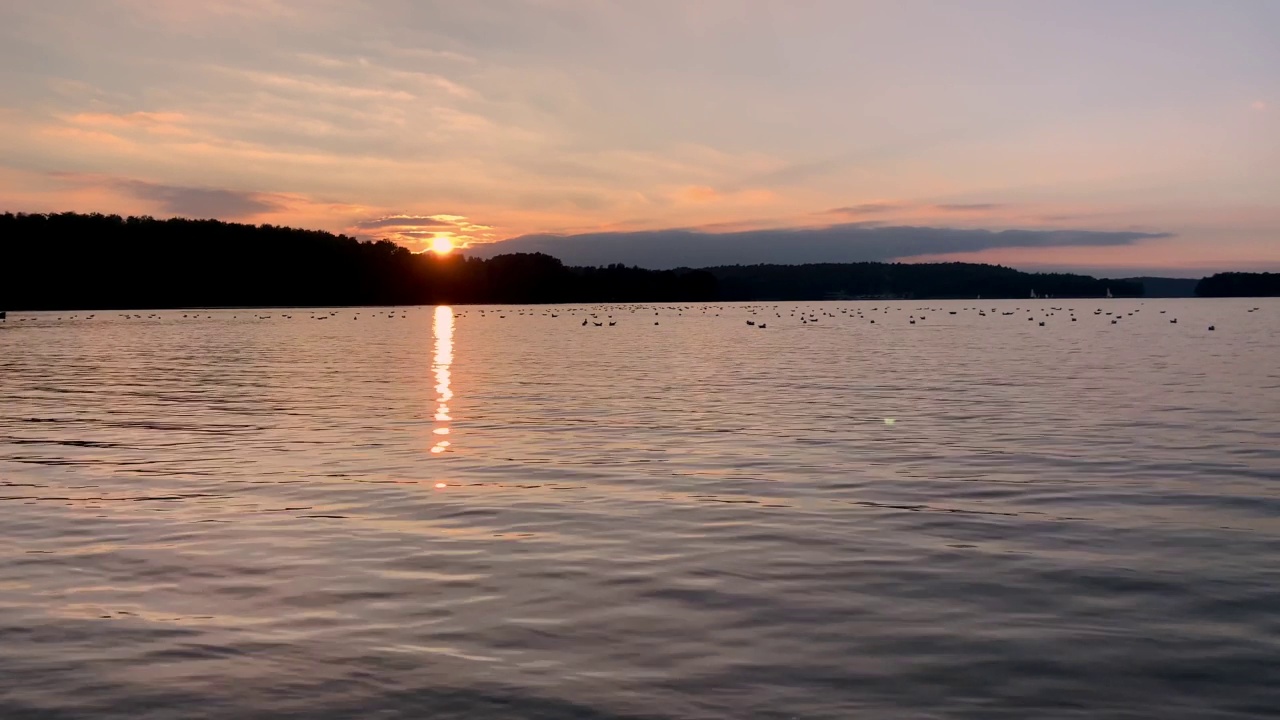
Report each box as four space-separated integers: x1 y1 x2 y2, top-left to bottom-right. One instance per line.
4 212 1277 311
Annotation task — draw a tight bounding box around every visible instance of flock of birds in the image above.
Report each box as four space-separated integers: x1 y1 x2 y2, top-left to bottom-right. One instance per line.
3 304 1265 332
443 303 1263 333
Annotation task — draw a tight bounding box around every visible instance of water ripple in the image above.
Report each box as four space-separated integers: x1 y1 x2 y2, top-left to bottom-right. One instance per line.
1 300 1278 719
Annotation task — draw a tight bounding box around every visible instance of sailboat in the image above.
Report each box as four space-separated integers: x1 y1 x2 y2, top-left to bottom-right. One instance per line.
1030 289 1037 299
1106 287 1113 299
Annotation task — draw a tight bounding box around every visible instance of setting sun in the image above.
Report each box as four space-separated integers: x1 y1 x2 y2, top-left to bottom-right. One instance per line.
430 235 454 255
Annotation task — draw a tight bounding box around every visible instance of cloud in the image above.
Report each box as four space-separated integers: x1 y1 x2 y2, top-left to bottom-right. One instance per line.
465 224 1173 269
827 202 903 215
114 0 304 28
66 111 191 135
344 212 497 249
679 185 720 203
675 185 775 207
932 203 1005 212
355 215 455 229
22 169 377 228
116 180 281 218
828 201 1006 217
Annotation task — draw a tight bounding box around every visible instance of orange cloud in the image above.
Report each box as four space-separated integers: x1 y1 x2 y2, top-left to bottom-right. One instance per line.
676 185 776 207
342 212 498 250
38 125 135 150
65 111 192 136
679 185 720 203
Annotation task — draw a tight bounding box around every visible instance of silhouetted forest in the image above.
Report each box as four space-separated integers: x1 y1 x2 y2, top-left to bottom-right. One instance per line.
1123 277 1199 298
1 213 716 309
1195 272 1280 297
3 212 1146 310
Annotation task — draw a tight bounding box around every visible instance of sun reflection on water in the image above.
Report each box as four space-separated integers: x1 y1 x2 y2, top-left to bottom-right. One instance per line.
431 306 454 455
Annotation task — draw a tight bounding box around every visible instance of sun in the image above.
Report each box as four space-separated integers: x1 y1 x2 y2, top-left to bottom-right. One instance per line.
429 235 455 255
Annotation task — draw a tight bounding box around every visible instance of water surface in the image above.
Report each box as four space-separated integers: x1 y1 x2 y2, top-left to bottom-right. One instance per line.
2 300 1278 719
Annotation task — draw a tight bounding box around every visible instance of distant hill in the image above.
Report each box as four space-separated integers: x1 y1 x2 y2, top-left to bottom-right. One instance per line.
1122 277 1200 298
1195 272 1280 297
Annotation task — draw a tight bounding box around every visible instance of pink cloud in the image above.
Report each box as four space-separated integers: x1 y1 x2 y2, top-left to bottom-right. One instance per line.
65 111 192 136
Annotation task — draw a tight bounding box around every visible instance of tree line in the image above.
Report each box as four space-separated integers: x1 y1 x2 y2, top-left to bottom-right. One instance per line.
1195 272 1280 297
2 212 1155 310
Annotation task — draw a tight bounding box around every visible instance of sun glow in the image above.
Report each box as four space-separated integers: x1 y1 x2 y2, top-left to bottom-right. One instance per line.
430 235 455 254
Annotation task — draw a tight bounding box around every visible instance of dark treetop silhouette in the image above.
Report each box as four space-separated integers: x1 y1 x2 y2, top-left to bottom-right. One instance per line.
1194 272 1280 298
1 212 1156 311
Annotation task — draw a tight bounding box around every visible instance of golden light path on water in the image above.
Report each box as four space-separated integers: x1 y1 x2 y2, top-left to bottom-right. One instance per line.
431 306 453 462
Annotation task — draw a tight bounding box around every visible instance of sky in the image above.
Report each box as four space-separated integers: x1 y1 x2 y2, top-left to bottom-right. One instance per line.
0 0 1276 276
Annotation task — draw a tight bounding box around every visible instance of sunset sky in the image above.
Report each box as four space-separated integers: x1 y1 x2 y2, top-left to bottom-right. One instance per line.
1 1 1276 275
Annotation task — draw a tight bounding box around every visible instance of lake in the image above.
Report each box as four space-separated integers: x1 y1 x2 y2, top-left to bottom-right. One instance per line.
1 299 1278 719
